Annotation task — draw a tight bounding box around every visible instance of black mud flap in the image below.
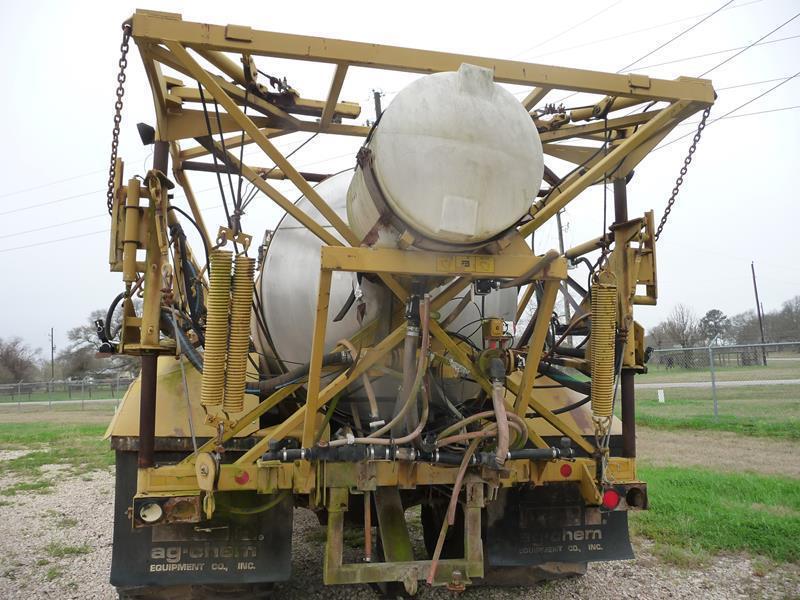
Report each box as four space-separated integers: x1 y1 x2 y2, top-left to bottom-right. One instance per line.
485 484 633 566
111 451 293 588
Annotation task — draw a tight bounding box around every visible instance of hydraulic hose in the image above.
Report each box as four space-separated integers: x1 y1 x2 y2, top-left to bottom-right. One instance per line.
327 378 430 447
248 351 352 397
369 297 431 440
489 358 510 466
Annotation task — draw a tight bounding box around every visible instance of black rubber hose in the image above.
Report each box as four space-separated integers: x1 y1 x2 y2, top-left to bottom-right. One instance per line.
104 292 126 341
250 351 352 397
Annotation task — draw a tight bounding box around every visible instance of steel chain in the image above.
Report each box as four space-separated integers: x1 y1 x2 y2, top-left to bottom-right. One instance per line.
105 23 133 215
654 106 711 241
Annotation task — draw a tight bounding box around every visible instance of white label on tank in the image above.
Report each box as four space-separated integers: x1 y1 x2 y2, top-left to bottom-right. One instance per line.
438 195 478 237
657 389 665 403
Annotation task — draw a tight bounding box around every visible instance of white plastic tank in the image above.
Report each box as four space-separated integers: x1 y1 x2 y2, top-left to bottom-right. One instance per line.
255 173 516 367
347 63 544 249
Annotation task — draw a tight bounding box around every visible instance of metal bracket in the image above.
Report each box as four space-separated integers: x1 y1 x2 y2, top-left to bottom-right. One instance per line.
216 225 252 251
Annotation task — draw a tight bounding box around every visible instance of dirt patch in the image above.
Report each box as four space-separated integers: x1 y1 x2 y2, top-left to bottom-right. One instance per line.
637 427 800 478
0 409 114 425
0 467 798 599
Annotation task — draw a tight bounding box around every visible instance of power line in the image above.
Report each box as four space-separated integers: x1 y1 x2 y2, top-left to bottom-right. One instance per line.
655 70 800 150
618 0 735 72
699 10 800 76
511 0 624 59
0 189 104 216
514 0 764 66
0 214 106 240
551 0 736 106
0 135 306 209
717 75 796 90
0 230 107 254
0 169 108 200
636 33 800 71
0 148 361 249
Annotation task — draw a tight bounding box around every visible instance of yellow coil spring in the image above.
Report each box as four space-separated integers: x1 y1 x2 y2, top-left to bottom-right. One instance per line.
201 250 232 407
590 281 617 418
224 255 255 414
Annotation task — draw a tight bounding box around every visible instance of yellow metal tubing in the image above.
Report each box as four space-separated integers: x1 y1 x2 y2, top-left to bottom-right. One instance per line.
224 255 255 413
201 249 232 407
590 280 617 418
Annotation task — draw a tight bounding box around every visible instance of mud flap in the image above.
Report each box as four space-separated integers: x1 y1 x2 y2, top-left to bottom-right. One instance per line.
111 451 293 587
485 484 633 567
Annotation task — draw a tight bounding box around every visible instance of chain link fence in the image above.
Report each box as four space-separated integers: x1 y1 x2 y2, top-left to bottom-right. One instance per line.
639 342 800 426
0 377 134 410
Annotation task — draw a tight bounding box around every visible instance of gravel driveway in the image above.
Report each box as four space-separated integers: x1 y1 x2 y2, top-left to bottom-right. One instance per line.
0 461 798 600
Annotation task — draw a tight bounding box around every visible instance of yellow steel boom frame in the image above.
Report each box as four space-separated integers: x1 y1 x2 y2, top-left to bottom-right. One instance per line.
108 9 715 589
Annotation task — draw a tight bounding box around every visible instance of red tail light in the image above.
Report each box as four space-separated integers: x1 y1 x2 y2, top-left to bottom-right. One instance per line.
602 488 620 510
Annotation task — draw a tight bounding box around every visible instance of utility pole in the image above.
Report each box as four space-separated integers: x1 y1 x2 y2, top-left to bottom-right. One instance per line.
48 327 55 380
751 261 767 366
372 89 383 121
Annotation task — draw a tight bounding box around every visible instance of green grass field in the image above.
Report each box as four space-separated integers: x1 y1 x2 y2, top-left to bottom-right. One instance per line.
631 466 800 563
0 386 126 404
0 422 113 487
632 384 800 439
640 360 798 384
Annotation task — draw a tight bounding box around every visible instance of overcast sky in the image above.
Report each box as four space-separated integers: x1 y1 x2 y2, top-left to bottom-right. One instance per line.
1 0 798 356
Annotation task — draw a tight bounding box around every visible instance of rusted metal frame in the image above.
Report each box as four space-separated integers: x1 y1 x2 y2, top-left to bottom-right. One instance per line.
193 136 340 247
194 47 248 84
179 128 288 160
321 64 348 128
130 11 716 103
506 375 596 455
145 42 300 128
177 383 303 465
169 142 212 255
513 280 560 417
210 76 302 127
171 86 360 122
520 100 695 236
165 41 407 304
428 321 548 449
515 283 536 323
165 42 358 244
323 484 483 587
259 324 408 456
613 178 636 460
290 97 361 120
140 454 637 496
302 268 333 449
137 45 170 136
191 134 407 302
182 160 329 182
319 246 568 279
146 43 370 138
538 109 658 143
374 487 414 562
542 144 603 166
163 109 275 141
522 87 550 111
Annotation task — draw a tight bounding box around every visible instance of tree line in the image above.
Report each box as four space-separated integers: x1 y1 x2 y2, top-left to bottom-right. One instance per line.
647 295 800 349
0 308 138 384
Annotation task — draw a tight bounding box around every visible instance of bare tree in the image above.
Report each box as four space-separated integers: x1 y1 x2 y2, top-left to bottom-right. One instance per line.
0 338 41 383
661 304 699 348
59 309 138 379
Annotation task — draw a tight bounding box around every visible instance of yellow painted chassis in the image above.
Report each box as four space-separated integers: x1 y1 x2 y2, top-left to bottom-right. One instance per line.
108 9 715 590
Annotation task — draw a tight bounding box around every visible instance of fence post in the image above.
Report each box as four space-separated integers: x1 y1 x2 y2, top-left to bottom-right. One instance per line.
708 341 718 419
